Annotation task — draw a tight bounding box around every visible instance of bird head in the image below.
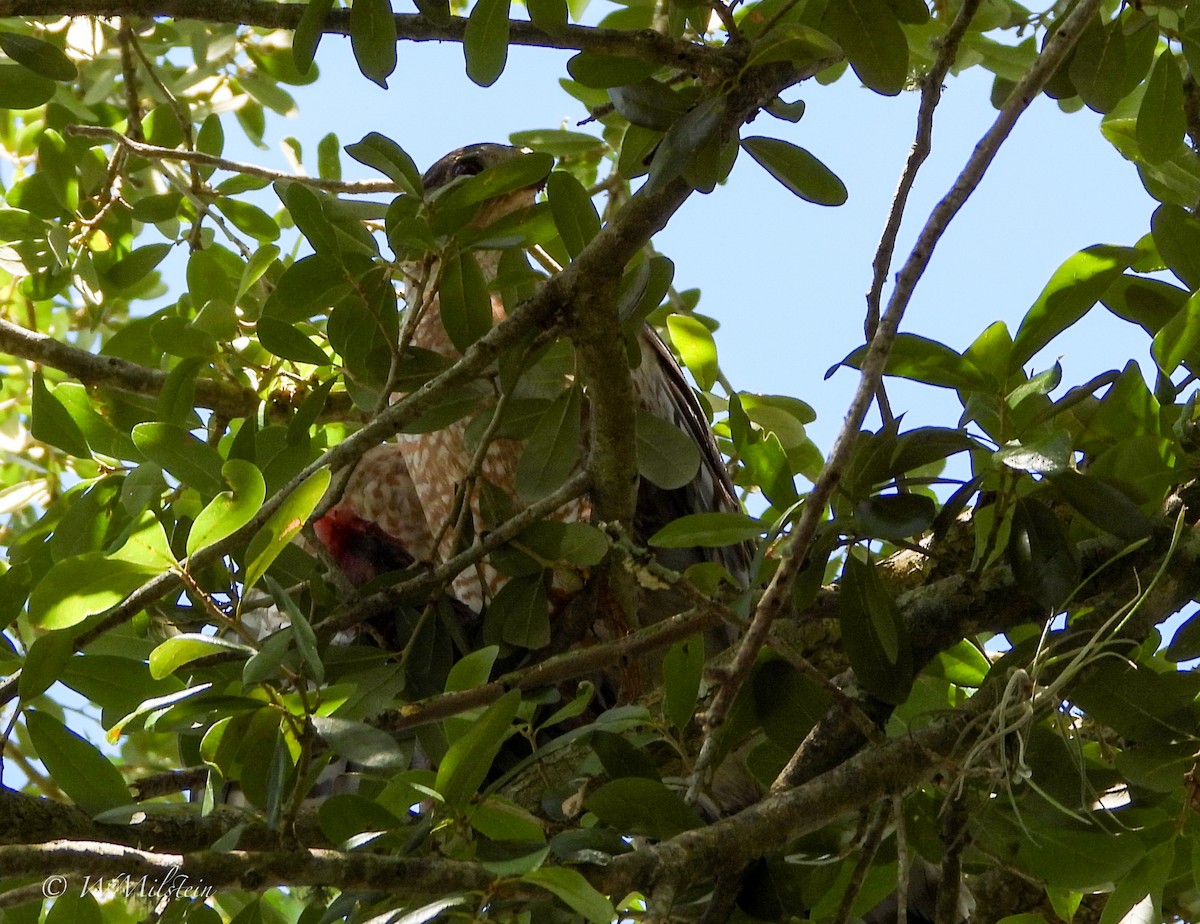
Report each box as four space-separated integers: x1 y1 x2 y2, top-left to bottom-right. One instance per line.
421 143 550 228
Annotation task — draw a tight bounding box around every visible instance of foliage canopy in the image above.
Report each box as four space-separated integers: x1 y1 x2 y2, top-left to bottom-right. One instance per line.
3 0 1200 923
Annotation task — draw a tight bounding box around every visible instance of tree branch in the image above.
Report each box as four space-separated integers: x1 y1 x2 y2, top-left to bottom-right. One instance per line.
0 0 741 77
689 0 1105 798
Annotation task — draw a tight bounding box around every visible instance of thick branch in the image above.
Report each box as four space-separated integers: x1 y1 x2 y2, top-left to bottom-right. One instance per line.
0 0 739 77
0 317 258 419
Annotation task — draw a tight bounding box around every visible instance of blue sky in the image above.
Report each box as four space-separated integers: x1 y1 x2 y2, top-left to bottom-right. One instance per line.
255 31 1159 456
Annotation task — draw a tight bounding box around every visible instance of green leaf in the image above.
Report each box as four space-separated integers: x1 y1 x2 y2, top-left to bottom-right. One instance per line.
1069 16 1127 114
131 422 224 495
31 372 90 458
1011 245 1136 369
746 24 842 70
527 0 568 33
492 573 551 648
262 253 350 322
546 171 600 259
25 711 130 815
515 521 608 567
0 32 76 80
28 554 158 630
464 0 511 87
19 630 75 701
662 636 704 731
584 777 703 838
839 555 913 704
1051 470 1153 543
149 634 252 679
667 313 717 391
312 716 408 769
257 317 331 366
216 198 280 242
995 431 1072 475
821 0 907 96
521 868 615 924
609 79 690 131
636 410 701 490
187 460 268 555
107 243 173 290
565 53 657 88
439 250 494 353
349 0 398 88
345 132 421 195
853 493 936 541
517 387 582 500
1007 497 1080 610
649 511 766 548
237 244 281 302
1151 203 1200 290
1152 289 1200 375
741 137 847 206
1137 52 1185 165
510 129 603 158
0 64 55 108
244 467 332 589
436 689 520 809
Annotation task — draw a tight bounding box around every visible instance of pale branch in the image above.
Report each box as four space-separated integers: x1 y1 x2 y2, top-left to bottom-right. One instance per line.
864 0 983 339
688 0 1105 798
0 316 259 418
65 126 399 194
0 0 741 77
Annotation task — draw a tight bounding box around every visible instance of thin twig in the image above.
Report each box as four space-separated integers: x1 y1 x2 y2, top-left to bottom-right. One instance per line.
65 126 399 194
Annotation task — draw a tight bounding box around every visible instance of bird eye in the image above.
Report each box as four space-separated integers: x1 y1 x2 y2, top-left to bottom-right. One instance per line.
452 156 485 178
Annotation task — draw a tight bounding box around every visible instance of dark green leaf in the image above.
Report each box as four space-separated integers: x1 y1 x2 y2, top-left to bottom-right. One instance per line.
436 689 520 809
19 630 75 701
131 422 224 495
517 387 582 500
492 573 551 648
262 253 350 322
294 0 336 73
345 132 421 195
610 79 691 131
1138 52 1185 165
663 636 704 731
584 777 703 838
1007 497 1080 610
1069 16 1128 114
746 24 841 70
839 555 913 704
0 32 76 80
636 410 701 490
312 715 407 769
257 317 331 366
832 334 986 391
741 136 847 205
853 493 935 541
520 868 615 924
31 372 90 458
463 0 511 87
107 243 172 290
546 170 601 258
0 64 54 108
1152 290 1200 375
1050 471 1153 543
349 0 398 87
439 250 493 352
515 520 608 566
649 511 766 548
565 53 658 88
821 0 907 95
527 0 569 32
26 710 130 815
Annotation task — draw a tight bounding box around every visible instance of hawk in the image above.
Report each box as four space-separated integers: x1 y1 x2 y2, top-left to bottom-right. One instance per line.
312 143 750 683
